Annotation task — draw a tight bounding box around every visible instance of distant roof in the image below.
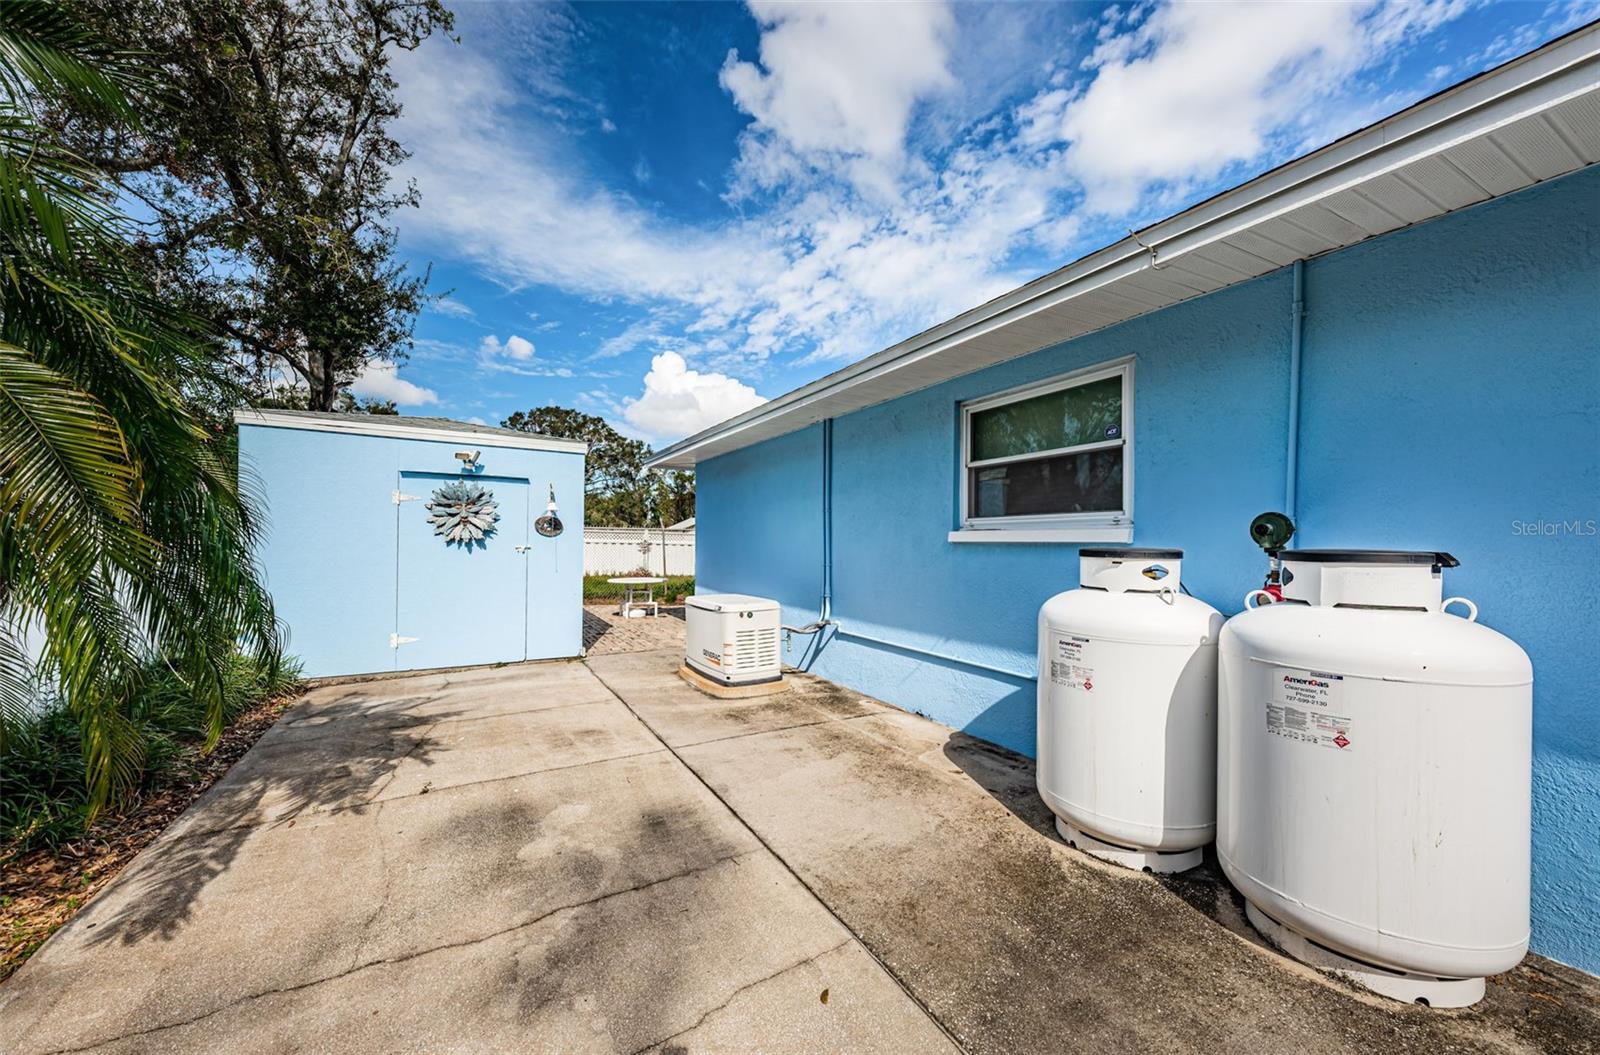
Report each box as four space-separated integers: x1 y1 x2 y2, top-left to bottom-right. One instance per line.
668 517 695 530
234 408 587 455
647 23 1600 469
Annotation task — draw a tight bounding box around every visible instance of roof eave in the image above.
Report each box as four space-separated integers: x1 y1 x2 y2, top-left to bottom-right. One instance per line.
234 409 589 455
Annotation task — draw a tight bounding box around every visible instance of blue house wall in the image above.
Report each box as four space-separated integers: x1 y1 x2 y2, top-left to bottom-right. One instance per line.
239 424 585 678
695 165 1600 972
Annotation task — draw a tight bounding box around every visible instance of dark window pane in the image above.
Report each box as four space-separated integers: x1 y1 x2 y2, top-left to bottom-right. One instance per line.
970 447 1123 518
970 375 1122 461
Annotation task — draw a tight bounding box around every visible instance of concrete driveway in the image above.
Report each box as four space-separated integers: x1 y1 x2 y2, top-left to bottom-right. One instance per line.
3 650 1596 1054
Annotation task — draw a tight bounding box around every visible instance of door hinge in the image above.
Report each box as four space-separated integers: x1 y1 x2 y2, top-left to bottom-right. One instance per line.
392 490 421 504
389 633 418 649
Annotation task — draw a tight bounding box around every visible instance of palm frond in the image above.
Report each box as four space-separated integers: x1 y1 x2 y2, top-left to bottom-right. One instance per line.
0 342 151 572
0 619 40 755
0 0 144 123
0 2 284 814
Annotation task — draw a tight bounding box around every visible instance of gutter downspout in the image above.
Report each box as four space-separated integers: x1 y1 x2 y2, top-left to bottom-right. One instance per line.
1285 259 1306 521
781 419 837 656
782 416 1034 681
821 417 833 622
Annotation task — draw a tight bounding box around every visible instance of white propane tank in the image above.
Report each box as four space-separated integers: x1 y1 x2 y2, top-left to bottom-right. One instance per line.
1218 550 1532 1008
1037 549 1224 873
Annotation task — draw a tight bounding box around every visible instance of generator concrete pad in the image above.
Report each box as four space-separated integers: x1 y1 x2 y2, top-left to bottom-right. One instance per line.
676 661 791 698
5 652 1596 1055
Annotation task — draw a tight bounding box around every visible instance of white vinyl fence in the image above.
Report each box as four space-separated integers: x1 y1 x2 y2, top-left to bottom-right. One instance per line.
584 527 695 577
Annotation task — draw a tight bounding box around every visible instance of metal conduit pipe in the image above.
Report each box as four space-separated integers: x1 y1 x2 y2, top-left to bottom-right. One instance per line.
784 418 837 642
821 417 834 622
834 628 1036 683
1286 259 1306 521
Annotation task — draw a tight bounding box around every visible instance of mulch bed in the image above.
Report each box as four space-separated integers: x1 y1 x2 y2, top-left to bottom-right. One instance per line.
0 692 296 983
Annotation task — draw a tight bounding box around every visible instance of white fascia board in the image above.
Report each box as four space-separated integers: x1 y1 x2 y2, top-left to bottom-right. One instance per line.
645 24 1600 471
234 409 588 455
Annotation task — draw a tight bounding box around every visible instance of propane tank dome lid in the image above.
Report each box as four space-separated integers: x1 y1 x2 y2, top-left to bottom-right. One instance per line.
1279 549 1459 568
1080 547 1183 559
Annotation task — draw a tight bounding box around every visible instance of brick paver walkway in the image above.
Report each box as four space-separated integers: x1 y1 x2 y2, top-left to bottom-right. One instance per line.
582 603 686 655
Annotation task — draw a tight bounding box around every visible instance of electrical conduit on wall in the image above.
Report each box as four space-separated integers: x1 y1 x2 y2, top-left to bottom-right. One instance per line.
1286 259 1306 523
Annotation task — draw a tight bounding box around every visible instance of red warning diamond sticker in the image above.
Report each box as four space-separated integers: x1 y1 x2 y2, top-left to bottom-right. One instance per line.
1332 733 1350 749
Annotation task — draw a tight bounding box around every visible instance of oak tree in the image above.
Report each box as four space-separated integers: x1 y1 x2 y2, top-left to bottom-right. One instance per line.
61 0 454 409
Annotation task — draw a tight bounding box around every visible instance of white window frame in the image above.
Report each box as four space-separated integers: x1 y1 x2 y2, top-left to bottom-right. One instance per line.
950 357 1134 545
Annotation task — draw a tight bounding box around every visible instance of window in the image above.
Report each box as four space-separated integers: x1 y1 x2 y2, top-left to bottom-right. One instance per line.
953 359 1133 543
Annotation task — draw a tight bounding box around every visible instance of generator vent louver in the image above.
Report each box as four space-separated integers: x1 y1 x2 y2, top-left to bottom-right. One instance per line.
731 627 780 673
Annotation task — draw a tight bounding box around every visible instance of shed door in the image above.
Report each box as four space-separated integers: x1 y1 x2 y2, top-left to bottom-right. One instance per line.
395 471 529 671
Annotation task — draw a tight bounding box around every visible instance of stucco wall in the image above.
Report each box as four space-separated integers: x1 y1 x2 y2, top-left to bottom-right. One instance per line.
694 164 1600 972
239 424 585 677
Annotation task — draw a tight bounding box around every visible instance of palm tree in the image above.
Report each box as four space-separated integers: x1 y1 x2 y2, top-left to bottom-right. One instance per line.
0 1 280 811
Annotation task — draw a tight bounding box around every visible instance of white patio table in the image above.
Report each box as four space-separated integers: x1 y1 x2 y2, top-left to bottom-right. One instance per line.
607 576 666 617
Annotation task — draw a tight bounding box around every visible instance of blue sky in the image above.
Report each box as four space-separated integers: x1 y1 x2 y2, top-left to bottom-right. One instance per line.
357 0 1595 446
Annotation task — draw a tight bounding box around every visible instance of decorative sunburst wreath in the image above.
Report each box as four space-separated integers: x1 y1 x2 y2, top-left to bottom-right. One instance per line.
426 480 500 546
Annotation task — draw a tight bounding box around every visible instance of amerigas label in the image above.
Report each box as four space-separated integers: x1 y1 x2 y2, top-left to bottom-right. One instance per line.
1050 634 1095 693
1266 668 1353 750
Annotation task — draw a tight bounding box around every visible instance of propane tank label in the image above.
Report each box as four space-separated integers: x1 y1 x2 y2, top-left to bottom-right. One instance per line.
1050 635 1096 693
1267 668 1353 751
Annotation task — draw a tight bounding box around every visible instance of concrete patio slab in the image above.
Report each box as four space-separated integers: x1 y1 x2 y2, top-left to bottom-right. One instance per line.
5 650 1596 1055
277 661 620 739
0 659 952 1055
162 692 660 839
589 650 1600 1055
586 648 883 748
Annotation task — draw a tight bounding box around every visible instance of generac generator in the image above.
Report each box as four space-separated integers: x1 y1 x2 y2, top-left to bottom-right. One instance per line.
685 594 781 686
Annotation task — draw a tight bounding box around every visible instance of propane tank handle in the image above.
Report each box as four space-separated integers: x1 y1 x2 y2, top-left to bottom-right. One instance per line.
1243 589 1276 609
1441 596 1478 622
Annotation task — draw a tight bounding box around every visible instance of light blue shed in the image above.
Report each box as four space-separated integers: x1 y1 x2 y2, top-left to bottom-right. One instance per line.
236 410 586 677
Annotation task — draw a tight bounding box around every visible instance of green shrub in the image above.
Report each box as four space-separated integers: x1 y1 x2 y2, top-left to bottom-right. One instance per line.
0 653 302 857
582 574 695 602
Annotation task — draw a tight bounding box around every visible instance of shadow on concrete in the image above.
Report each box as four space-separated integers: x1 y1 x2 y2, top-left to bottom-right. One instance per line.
942 727 1289 950
940 730 1054 838
582 608 614 651
940 722 1600 1051
83 691 460 949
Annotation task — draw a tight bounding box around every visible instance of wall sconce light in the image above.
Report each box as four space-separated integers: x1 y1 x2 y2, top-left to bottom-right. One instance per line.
535 483 563 537
454 449 482 470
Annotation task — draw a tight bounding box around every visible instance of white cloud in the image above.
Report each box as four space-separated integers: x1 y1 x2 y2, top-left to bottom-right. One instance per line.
479 333 537 361
394 43 779 322
397 0 1478 377
1031 0 1474 214
720 0 955 192
594 319 693 361
622 352 766 441
431 297 476 319
349 360 438 406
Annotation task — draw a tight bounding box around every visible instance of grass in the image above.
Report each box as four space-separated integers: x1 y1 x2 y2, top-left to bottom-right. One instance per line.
0 652 302 858
583 573 694 603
